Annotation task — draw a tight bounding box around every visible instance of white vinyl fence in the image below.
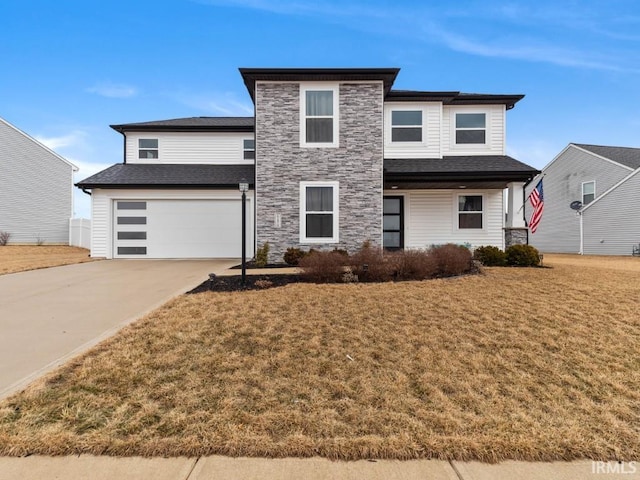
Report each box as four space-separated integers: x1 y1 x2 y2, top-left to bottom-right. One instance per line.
69 218 91 249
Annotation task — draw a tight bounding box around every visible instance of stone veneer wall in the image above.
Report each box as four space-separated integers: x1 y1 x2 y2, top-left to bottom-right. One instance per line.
504 227 529 248
255 82 384 262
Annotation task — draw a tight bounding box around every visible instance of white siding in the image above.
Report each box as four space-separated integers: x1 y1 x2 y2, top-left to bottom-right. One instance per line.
525 145 632 253
0 118 76 244
125 132 254 165
442 105 505 156
583 169 640 255
389 189 504 249
383 102 441 158
91 189 254 259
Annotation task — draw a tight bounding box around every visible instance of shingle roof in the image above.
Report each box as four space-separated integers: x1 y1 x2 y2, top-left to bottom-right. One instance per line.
76 164 254 188
110 117 254 133
385 156 539 176
386 91 524 108
573 144 640 170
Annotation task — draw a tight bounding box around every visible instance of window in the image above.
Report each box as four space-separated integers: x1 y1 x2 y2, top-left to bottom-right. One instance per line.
391 110 422 142
117 216 146 225
300 84 339 147
383 196 404 249
458 195 483 229
300 181 339 243
117 201 146 210
138 139 158 159
455 113 486 144
243 139 255 160
582 181 595 205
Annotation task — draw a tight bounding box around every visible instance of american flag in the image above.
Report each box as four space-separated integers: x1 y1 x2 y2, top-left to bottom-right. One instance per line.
529 180 544 234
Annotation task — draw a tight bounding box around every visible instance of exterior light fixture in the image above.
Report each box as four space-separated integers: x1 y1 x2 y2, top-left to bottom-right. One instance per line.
239 181 249 285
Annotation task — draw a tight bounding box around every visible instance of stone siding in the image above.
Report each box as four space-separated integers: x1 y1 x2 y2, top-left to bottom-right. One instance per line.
504 227 529 248
255 82 384 262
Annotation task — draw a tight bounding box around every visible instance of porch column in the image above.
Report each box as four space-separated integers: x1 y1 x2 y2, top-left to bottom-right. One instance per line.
504 182 528 247
506 182 526 228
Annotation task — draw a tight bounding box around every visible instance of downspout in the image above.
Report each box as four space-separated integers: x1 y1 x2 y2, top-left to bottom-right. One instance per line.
81 188 92 196
579 210 584 255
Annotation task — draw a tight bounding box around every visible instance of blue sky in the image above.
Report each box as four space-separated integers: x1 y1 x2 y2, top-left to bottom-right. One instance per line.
2 0 639 217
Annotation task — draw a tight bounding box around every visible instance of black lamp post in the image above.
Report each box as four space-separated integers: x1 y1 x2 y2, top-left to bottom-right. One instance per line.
239 181 249 285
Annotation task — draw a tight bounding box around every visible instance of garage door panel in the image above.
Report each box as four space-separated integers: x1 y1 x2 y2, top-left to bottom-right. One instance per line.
114 198 249 259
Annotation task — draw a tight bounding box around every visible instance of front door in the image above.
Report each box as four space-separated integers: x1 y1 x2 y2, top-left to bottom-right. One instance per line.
383 196 404 250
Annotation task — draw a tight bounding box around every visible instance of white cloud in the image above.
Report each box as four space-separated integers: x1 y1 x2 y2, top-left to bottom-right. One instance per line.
86 82 138 98
71 158 115 218
174 91 254 115
196 0 638 73
71 158 113 181
35 130 87 151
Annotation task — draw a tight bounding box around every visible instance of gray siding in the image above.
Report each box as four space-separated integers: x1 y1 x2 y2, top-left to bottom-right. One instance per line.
583 170 640 255
0 119 75 243
255 82 384 261
525 145 631 253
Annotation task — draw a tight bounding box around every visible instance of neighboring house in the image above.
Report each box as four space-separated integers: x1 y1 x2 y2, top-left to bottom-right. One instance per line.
76 68 538 260
0 117 78 244
525 143 640 255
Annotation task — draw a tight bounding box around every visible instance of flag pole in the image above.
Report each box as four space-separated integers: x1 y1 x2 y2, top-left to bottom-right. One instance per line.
517 173 545 214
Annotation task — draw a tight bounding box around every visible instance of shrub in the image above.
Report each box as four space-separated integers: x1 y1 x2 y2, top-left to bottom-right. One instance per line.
255 242 270 268
430 244 473 277
389 249 439 281
299 250 346 283
506 244 541 267
254 279 274 289
350 242 394 282
473 245 507 266
0 231 10 246
283 247 306 266
331 248 349 257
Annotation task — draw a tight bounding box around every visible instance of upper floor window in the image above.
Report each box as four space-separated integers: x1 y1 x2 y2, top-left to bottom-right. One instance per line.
455 113 486 144
391 110 422 142
300 181 339 243
582 181 595 205
138 139 158 159
458 195 483 229
300 84 339 147
243 139 255 160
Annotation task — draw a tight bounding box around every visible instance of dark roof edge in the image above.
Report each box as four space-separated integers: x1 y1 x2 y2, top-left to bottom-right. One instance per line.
110 123 254 134
386 91 525 108
75 183 254 189
239 67 401 102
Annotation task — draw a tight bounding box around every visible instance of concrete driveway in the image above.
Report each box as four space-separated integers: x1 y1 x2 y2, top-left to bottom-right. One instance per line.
0 259 236 399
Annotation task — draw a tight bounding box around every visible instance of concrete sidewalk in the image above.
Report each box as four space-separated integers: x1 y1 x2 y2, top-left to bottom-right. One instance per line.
0 259 235 400
0 456 637 479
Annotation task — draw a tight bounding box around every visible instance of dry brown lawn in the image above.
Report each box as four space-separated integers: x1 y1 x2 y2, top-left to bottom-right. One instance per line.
0 254 639 461
0 246 96 275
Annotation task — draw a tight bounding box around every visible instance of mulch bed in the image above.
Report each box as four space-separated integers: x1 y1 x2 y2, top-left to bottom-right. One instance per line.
230 261 293 269
188 274 301 293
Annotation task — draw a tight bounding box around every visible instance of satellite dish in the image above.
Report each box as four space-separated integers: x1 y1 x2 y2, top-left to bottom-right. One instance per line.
570 200 583 211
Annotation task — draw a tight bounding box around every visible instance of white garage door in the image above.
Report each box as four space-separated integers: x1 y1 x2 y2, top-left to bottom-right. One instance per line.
114 199 246 258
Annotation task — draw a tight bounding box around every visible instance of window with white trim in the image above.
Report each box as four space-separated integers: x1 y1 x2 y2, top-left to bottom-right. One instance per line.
138 139 158 159
455 113 486 144
458 195 483 229
243 139 255 160
300 84 339 147
391 110 422 142
300 181 339 243
582 181 595 205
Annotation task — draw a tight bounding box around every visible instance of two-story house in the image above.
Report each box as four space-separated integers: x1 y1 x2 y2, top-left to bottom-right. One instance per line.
1 117 78 244
525 143 640 255
77 68 538 260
